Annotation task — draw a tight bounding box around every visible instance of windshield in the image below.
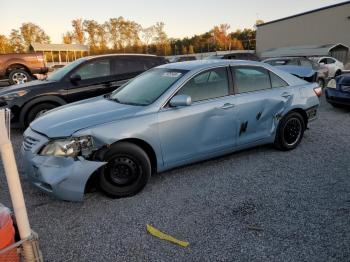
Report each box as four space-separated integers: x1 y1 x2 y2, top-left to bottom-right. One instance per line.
47 58 87 81
110 68 188 106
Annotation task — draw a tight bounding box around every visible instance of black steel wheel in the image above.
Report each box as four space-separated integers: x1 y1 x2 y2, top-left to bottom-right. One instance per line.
99 142 151 198
274 112 305 150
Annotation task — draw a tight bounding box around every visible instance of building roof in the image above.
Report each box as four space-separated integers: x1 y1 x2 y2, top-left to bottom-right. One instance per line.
261 43 349 58
30 43 89 52
257 1 350 27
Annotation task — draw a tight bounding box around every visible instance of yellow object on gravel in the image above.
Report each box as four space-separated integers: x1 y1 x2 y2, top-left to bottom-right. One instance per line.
146 224 189 247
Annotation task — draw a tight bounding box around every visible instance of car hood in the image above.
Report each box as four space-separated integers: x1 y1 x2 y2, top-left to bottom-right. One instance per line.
0 79 56 94
30 96 143 138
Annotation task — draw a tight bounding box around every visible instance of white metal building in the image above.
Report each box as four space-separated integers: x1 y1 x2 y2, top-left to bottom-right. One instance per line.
256 1 350 62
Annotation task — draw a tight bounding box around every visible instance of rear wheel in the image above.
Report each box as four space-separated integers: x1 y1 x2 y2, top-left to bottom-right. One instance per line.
8 69 31 85
274 112 305 151
25 103 57 127
99 142 151 198
334 70 342 78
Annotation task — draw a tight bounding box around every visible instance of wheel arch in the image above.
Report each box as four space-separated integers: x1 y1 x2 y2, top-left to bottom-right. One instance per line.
285 108 308 127
19 95 67 127
6 63 31 76
85 137 158 193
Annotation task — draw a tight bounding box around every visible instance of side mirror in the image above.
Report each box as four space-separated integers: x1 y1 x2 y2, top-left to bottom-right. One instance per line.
169 95 192 107
70 74 81 83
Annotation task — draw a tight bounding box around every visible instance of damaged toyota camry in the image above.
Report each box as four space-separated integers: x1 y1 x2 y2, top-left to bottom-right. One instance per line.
22 60 321 201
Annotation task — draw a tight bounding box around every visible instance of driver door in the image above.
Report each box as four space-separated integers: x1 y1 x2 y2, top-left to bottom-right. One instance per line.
66 58 115 102
157 67 237 167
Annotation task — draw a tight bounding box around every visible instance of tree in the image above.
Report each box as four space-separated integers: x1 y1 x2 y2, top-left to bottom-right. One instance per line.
0 35 12 54
9 29 25 53
20 23 50 47
97 23 108 51
83 20 99 51
107 17 123 50
154 22 169 55
62 31 74 44
142 26 155 53
72 19 85 44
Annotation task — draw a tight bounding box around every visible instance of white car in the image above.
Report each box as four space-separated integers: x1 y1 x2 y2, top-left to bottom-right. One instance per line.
311 57 344 78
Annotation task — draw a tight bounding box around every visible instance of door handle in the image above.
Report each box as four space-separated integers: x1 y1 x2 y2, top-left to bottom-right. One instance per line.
220 103 235 109
281 92 292 98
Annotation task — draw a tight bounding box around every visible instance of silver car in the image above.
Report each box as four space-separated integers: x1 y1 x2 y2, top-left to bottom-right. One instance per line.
22 60 321 201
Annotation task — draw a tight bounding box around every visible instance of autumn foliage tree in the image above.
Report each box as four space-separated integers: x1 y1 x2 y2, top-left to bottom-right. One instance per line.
0 18 258 55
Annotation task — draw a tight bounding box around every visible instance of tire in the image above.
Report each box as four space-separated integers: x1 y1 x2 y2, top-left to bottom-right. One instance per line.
8 69 31 85
274 112 305 151
25 103 57 127
317 78 325 89
99 142 151 198
334 70 342 78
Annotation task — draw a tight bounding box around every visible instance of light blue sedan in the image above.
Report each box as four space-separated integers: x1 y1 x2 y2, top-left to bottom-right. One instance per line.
22 60 321 201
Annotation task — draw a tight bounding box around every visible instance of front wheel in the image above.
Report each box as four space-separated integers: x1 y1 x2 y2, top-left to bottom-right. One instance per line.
25 103 57 127
274 112 305 151
9 69 31 85
99 142 151 198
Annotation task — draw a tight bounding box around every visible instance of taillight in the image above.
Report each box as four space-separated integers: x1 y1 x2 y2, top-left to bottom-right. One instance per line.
313 86 322 97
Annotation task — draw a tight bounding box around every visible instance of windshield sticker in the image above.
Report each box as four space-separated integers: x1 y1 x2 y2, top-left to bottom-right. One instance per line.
162 72 182 78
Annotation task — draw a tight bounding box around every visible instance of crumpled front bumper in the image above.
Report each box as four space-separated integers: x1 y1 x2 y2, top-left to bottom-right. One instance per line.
22 128 106 202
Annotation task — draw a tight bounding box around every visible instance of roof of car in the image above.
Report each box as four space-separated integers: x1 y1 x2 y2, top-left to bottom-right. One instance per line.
158 59 265 70
85 53 159 60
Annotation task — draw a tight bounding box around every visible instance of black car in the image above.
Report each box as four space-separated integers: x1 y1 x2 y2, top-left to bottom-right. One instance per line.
0 54 167 127
262 57 329 88
325 74 350 108
205 52 260 61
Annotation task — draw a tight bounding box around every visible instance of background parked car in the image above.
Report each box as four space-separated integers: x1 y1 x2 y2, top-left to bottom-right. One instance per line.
262 57 328 88
310 56 344 78
205 52 260 61
169 56 197 63
325 74 350 108
0 54 167 127
0 52 48 85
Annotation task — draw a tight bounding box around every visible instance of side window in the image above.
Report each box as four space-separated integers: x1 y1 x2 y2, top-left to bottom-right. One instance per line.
74 59 110 80
269 71 288 88
287 59 299 66
142 58 161 70
300 59 313 68
177 67 229 102
112 57 145 75
234 67 271 93
326 58 335 64
319 58 327 64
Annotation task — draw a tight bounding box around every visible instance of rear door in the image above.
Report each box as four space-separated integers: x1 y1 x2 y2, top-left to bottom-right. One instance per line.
66 57 114 102
230 66 292 145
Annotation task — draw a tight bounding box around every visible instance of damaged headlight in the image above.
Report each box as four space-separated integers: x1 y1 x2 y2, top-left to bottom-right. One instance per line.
40 136 94 157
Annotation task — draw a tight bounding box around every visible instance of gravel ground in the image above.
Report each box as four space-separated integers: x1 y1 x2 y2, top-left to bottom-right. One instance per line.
0 96 349 262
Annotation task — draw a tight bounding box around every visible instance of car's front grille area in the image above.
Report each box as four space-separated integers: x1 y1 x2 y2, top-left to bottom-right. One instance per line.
341 85 350 93
23 136 40 151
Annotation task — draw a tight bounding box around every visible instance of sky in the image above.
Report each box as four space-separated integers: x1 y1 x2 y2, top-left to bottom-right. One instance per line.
0 0 346 43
